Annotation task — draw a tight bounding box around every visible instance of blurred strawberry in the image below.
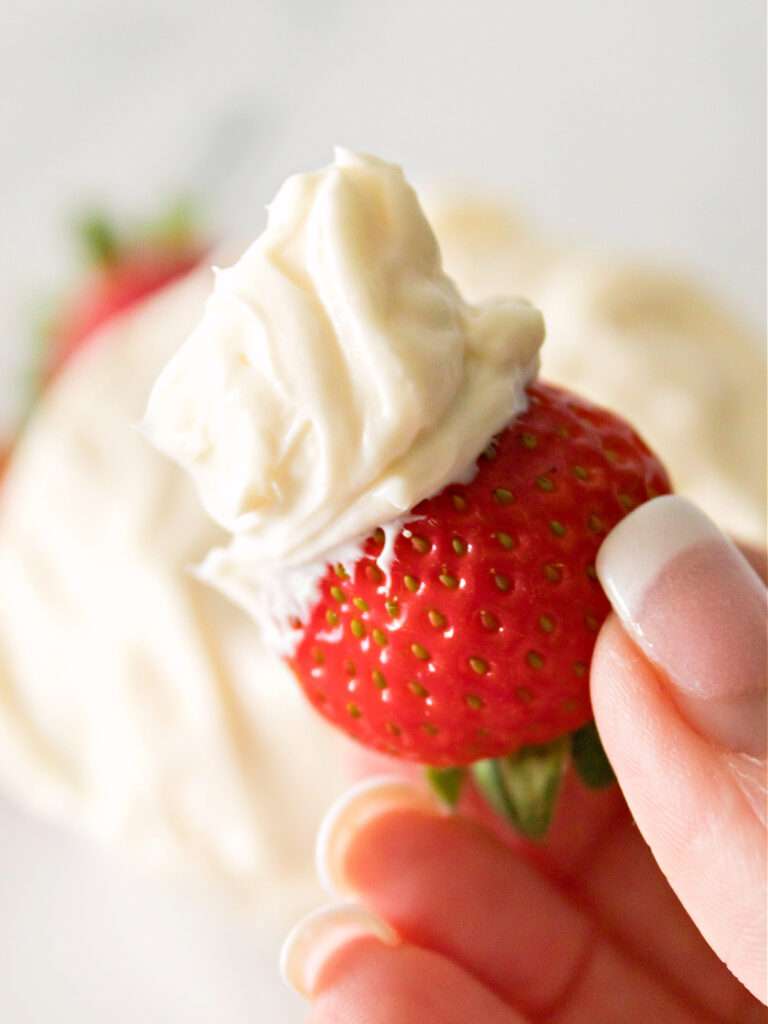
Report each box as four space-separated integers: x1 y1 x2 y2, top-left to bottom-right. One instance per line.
0 202 205 477
43 201 205 380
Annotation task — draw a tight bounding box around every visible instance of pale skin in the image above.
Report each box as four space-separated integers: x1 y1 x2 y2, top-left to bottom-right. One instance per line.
296 540 767 1023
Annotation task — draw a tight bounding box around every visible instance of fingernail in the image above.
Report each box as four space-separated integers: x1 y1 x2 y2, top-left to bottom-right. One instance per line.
597 496 767 757
280 903 399 998
316 775 438 898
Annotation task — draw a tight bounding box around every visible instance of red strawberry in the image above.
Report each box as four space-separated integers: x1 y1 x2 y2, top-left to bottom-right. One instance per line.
44 207 204 379
3 204 205 477
286 382 671 834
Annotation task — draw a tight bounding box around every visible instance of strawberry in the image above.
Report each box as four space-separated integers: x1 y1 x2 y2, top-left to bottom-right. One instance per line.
44 206 203 379
286 382 671 835
3 204 204 477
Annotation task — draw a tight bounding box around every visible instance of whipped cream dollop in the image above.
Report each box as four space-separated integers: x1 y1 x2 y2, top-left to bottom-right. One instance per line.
142 150 543 630
0 267 349 924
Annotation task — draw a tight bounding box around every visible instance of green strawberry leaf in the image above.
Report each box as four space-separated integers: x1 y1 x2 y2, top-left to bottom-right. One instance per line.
571 720 616 789
471 737 568 840
77 213 120 266
425 766 466 808
150 197 197 249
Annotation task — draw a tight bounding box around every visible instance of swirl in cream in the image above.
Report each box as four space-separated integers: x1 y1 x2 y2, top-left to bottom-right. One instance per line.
142 150 543 636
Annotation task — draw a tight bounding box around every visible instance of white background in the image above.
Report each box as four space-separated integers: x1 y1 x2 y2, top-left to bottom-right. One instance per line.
0 1 764 1021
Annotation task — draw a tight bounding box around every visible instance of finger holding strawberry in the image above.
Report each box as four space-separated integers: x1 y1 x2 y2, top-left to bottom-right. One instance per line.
143 150 672 838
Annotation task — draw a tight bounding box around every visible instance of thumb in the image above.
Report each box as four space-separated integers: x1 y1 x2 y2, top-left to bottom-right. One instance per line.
591 495 767 1003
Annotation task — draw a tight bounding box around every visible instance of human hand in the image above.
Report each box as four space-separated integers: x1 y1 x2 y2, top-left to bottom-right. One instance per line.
281 496 766 1022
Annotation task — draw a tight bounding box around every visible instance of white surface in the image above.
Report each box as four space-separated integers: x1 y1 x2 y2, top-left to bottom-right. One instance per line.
0 1 764 1021
0 797 306 1022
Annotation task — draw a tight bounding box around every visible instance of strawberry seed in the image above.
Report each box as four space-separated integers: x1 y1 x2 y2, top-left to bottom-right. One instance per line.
428 609 446 629
479 610 499 631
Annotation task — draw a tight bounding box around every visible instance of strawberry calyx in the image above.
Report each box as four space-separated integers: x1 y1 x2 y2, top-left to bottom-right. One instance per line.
425 766 467 807
28 200 205 410
75 197 199 269
471 737 569 841
425 719 616 839
570 719 616 788
77 213 122 267
478 723 615 840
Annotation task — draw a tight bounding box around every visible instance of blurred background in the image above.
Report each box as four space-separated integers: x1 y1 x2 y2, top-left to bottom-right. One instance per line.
3 1 765 374
0 1 764 1021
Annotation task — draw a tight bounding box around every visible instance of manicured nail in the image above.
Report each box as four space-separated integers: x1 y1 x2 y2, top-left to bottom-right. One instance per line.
280 903 399 998
316 775 438 898
597 496 767 757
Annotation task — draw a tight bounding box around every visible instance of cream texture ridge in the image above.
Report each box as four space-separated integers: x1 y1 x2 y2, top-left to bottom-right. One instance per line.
142 151 543 632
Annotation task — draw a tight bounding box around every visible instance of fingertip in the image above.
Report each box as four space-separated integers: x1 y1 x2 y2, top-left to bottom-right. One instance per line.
315 776 439 898
596 496 767 757
591 615 767 1002
280 903 399 999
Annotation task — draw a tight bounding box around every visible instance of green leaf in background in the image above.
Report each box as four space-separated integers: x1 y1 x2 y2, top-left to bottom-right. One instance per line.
77 213 120 266
150 197 197 249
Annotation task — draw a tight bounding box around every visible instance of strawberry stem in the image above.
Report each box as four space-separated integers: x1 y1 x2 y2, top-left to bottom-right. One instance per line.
471 738 568 840
425 766 466 808
570 720 616 789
